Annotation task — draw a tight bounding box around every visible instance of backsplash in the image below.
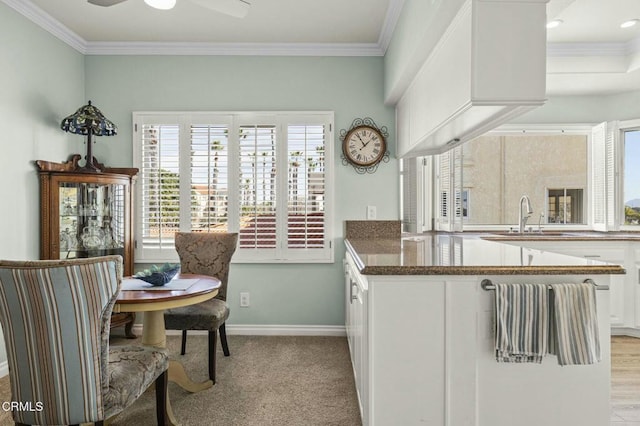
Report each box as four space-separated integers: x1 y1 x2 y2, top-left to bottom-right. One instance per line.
344 220 401 239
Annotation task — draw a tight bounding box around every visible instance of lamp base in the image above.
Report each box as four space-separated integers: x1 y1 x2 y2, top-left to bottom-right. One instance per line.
35 154 107 173
78 157 103 173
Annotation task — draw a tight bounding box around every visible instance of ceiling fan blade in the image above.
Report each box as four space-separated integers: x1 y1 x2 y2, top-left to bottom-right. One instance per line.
190 0 250 18
88 0 129 6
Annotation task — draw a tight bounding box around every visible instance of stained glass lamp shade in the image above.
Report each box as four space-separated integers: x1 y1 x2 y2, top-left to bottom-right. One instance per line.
60 100 117 172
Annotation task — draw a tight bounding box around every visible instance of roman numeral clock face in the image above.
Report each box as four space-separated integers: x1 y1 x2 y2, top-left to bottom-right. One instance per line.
343 125 386 167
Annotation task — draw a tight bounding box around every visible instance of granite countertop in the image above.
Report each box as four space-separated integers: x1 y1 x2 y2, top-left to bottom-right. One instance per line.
480 231 640 242
345 234 626 276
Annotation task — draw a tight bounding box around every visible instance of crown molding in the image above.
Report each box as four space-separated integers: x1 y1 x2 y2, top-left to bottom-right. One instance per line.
3 0 389 56
547 41 633 57
378 0 405 53
85 41 385 56
1 0 86 53
12 0 640 60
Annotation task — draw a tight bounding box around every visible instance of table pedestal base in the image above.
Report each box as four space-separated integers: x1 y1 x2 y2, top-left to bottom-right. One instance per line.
142 310 214 425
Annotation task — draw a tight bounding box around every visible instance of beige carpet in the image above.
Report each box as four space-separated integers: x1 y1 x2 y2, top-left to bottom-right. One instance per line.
0 334 361 426
113 334 361 426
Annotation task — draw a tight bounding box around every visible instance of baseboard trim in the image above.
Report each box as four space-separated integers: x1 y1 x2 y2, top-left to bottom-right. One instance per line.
612 327 640 338
0 361 7 378
131 323 346 337
227 324 346 336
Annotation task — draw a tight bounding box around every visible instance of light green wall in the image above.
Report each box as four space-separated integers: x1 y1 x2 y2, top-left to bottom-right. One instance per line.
0 3 85 366
84 55 398 326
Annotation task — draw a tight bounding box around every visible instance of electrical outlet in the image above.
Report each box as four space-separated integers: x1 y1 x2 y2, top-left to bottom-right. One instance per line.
240 292 250 307
367 205 377 220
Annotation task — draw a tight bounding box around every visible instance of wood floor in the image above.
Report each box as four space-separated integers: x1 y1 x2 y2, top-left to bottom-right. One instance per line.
612 336 640 424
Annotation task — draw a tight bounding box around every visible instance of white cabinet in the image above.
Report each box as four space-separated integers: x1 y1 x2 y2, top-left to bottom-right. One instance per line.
395 0 547 157
344 253 368 424
344 248 612 426
499 240 631 328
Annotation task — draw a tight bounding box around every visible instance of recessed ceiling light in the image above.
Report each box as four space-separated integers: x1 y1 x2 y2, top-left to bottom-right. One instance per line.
144 0 176 10
621 19 640 29
546 19 563 29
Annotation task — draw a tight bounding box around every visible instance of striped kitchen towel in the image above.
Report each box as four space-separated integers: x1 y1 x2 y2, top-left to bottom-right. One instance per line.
494 283 549 363
549 282 601 366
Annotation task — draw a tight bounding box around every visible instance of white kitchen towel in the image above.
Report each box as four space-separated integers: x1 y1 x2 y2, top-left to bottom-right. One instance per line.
549 282 601 366
494 283 549 363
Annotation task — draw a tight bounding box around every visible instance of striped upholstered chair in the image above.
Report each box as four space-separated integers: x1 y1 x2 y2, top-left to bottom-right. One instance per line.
164 232 238 384
0 256 169 426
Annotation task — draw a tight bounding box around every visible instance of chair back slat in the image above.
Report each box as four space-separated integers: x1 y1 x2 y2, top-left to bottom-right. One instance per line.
0 256 122 425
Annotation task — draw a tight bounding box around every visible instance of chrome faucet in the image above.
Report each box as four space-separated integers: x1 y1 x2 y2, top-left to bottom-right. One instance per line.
518 195 533 233
537 212 545 233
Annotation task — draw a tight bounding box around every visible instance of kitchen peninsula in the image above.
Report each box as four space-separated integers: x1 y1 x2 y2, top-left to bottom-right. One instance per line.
344 221 624 426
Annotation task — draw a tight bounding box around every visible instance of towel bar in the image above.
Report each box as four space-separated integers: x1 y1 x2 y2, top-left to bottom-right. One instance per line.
480 278 608 291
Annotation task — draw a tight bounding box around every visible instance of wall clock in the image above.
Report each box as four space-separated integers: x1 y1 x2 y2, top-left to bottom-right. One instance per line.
340 117 390 174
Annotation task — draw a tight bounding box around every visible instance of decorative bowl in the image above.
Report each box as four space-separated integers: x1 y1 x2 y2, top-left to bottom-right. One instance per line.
133 263 180 287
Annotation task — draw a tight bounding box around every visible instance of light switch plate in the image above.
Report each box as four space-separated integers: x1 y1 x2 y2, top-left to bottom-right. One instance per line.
240 292 250 307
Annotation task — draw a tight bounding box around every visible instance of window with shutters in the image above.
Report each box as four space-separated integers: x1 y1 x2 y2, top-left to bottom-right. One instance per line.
424 124 639 232
133 112 333 263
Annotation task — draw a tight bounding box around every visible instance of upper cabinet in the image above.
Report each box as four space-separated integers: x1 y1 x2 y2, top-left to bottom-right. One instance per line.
396 0 548 158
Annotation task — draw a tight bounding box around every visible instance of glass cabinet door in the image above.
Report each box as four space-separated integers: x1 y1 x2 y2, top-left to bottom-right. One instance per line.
58 182 126 259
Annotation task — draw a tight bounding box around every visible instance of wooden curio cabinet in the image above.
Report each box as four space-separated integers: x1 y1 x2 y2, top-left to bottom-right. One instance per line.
36 155 138 337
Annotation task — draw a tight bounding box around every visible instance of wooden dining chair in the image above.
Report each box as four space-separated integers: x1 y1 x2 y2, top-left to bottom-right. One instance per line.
0 256 169 426
164 232 238 384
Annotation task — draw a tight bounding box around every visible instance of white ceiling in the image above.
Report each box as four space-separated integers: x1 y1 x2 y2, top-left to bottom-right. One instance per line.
6 0 640 96
547 0 640 95
27 0 392 44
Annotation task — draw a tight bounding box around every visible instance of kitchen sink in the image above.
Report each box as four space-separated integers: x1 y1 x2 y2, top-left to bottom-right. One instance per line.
482 232 576 239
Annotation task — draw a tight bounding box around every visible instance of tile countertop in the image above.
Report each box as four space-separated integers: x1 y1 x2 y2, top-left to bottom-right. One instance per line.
345 234 626 276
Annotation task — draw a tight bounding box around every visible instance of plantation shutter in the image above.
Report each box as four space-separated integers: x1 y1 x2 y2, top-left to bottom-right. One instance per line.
438 150 451 230
190 123 230 232
605 121 617 229
401 157 431 233
286 124 326 250
133 112 333 263
401 157 418 232
237 124 278 250
136 122 181 260
452 146 463 232
437 146 463 232
592 122 616 231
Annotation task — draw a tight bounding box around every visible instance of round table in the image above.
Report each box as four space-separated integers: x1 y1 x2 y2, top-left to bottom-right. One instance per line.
114 273 221 425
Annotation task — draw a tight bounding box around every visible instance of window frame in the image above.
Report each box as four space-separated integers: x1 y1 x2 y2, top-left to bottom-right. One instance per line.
132 111 334 264
545 187 586 225
433 124 594 232
618 119 640 231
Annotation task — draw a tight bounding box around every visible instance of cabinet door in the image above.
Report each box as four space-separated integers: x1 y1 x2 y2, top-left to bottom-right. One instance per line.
499 241 626 326
40 171 135 276
58 180 128 261
344 254 369 424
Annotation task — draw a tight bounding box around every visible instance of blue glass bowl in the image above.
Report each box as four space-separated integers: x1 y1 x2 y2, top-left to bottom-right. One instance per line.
134 265 180 287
